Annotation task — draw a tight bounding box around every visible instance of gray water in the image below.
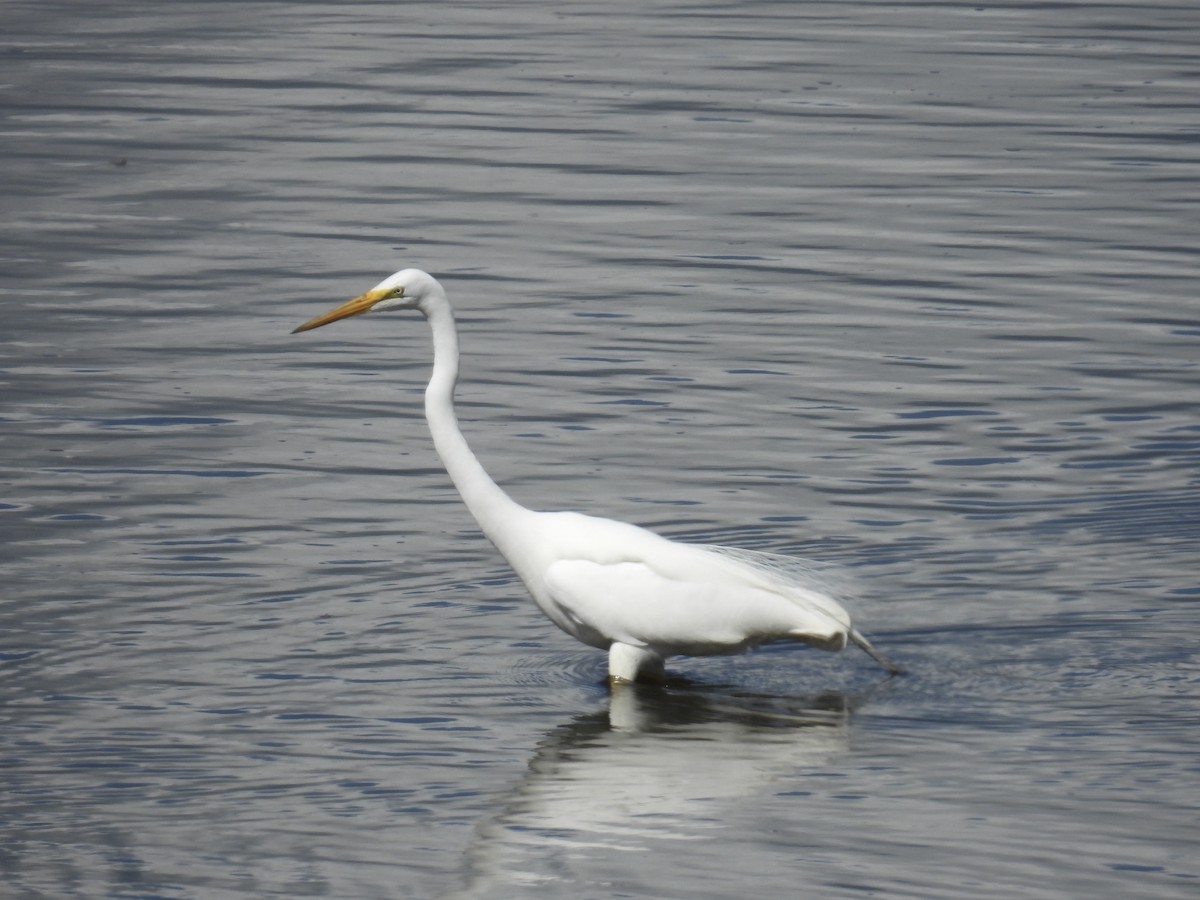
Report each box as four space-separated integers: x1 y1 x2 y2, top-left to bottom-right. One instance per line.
2 1 1197 897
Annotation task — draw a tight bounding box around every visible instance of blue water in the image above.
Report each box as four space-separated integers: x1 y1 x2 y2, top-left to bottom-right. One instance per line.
2 2 1197 897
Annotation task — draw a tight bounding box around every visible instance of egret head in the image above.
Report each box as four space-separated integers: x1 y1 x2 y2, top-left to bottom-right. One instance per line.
291 268 444 334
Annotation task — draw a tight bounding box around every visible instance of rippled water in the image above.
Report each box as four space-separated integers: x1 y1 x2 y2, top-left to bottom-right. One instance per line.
3 2 1198 897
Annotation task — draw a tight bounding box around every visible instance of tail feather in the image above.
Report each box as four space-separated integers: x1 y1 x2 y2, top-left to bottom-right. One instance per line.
849 628 904 676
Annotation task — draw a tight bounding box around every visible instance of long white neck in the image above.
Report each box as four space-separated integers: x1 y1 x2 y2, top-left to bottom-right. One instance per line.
422 296 533 557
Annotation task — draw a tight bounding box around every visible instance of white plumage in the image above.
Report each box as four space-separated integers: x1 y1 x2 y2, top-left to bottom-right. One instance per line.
293 269 900 683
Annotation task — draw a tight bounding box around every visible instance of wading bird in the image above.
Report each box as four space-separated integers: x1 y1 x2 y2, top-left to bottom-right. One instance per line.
293 269 901 683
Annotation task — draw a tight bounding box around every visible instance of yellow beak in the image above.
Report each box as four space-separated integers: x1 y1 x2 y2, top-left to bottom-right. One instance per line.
291 289 387 334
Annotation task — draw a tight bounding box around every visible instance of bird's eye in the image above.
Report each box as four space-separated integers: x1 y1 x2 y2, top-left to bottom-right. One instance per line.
391 288 405 298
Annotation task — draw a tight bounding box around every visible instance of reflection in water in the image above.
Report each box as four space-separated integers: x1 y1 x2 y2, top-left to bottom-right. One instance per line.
449 684 852 898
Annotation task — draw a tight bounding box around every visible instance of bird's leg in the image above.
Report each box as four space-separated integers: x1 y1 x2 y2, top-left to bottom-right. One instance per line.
607 642 665 686
849 629 904 676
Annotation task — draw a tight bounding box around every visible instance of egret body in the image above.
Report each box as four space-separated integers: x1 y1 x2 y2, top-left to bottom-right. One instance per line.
293 269 901 683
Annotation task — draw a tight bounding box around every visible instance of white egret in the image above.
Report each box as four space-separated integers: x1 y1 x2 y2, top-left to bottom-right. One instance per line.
292 269 902 683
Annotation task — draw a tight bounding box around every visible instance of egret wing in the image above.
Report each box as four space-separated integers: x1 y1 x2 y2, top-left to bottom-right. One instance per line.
543 557 846 655
698 544 846 593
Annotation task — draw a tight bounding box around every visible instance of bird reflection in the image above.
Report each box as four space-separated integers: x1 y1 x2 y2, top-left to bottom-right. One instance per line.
445 682 859 899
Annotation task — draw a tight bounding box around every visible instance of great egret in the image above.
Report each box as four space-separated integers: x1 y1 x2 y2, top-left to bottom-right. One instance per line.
292 269 902 683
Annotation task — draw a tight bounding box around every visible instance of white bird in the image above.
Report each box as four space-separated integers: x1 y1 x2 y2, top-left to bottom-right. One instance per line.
292 269 902 684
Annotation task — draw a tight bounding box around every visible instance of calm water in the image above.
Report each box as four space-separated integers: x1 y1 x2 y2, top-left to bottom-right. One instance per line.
2 1 1198 897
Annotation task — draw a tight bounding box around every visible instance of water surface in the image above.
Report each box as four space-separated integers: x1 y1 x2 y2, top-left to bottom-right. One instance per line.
2 2 1197 898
